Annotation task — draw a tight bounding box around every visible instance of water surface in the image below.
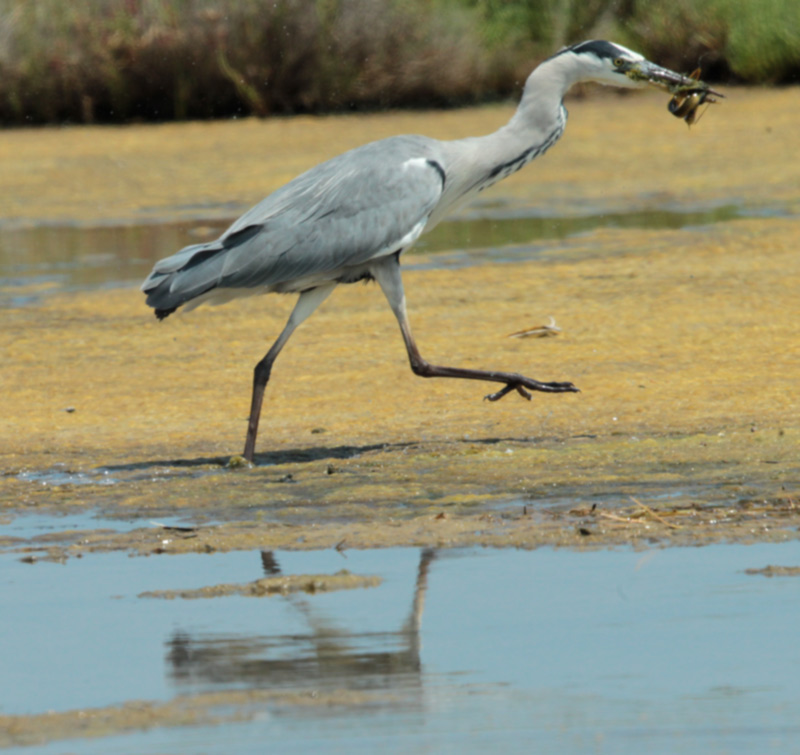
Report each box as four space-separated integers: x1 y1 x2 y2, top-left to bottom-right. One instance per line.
0 202 752 306
3 541 800 752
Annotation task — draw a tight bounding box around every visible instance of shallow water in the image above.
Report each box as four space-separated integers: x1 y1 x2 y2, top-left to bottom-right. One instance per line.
0 201 756 305
3 539 800 752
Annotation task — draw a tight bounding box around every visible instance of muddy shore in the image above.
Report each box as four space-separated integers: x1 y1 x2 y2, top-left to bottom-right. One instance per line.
2 87 799 553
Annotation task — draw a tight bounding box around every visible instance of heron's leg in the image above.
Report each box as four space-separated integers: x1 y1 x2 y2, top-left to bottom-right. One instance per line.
243 283 336 461
371 256 578 399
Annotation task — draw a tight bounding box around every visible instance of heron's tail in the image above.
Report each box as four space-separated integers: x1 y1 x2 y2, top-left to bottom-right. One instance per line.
141 241 227 319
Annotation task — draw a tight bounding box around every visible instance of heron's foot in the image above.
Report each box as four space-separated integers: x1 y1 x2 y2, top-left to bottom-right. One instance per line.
485 384 532 402
484 378 579 402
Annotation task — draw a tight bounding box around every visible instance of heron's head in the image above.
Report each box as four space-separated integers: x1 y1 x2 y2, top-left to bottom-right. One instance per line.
556 40 701 92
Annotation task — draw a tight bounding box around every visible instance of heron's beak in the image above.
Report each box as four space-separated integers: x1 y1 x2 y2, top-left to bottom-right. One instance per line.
619 59 724 98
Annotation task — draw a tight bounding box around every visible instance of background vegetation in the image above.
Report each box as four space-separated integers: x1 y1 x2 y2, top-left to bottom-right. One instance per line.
0 0 797 125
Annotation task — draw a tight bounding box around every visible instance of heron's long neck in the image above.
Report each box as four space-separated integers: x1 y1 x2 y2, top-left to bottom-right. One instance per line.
433 55 575 224
509 52 579 134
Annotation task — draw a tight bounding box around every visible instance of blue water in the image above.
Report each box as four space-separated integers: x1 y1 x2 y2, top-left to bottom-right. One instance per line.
2 541 800 753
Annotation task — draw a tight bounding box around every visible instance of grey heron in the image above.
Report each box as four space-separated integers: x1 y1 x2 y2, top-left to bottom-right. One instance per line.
143 40 706 462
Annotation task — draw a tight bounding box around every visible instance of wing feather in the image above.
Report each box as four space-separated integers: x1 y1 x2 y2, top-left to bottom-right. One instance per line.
142 135 445 314
218 138 444 287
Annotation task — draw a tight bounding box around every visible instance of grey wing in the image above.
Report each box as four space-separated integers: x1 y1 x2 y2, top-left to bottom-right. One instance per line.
142 136 445 314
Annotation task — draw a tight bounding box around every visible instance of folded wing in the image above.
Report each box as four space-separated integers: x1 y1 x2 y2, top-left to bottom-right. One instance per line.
142 135 445 318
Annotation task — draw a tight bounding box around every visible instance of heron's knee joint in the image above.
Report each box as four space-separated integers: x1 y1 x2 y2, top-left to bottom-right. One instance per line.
410 359 434 378
253 362 273 386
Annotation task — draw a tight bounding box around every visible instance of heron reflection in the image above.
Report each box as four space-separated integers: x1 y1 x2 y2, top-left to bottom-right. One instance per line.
166 548 437 692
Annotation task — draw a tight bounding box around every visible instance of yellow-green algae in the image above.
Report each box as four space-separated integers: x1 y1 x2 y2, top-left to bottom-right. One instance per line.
1 88 799 553
1 89 800 226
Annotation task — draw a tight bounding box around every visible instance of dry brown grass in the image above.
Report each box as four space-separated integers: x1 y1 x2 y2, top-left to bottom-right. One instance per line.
2 0 795 126
0 0 507 124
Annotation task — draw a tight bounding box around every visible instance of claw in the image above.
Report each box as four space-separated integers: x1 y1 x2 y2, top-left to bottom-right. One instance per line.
516 385 532 400
484 383 532 402
549 381 580 393
484 379 577 401
484 384 515 402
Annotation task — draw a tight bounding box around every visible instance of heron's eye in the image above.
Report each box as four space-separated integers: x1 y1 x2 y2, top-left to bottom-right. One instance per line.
613 57 625 68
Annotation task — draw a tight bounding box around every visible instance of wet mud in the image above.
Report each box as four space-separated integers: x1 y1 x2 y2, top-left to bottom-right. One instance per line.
1 91 799 552
3 211 799 555
138 570 382 599
2 90 800 551
0 687 392 749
